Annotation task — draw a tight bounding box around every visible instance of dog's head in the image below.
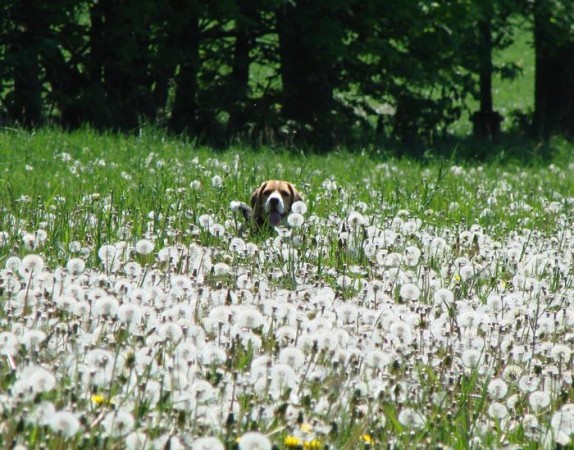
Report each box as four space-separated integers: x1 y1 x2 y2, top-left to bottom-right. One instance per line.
251 180 302 226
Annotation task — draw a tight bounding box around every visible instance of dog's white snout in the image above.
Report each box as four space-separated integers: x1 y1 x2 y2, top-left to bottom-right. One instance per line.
265 192 285 214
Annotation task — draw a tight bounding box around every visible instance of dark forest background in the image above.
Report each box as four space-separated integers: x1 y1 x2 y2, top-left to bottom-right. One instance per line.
1 0 573 150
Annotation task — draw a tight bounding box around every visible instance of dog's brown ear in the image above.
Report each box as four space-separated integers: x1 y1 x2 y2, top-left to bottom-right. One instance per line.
288 183 303 203
251 181 267 218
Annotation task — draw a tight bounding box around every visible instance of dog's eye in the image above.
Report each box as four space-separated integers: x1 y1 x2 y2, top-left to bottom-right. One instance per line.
279 189 289 197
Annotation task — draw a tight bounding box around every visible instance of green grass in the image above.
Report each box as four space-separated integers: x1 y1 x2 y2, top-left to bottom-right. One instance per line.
0 127 573 450
0 126 572 266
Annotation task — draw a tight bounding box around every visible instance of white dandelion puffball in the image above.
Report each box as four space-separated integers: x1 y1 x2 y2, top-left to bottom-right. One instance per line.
102 410 135 437
213 262 231 276
211 175 223 188
552 406 574 442
117 303 143 325
487 378 508 400
488 402 509 420
98 244 117 263
403 245 421 266
135 238 154 255
287 213 305 228
198 214 215 228
19 254 45 277
461 349 482 369
124 261 142 278
66 257 85 274
347 211 366 228
399 283 421 301
0 331 19 356
191 437 225 450
291 200 307 215
49 411 81 438
238 432 272 450
278 347 306 370
23 365 57 394
125 431 150 450
398 408 426 429
6 256 22 271
529 391 551 412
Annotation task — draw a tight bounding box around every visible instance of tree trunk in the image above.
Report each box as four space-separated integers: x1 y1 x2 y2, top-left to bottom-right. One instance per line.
87 0 154 130
168 0 201 134
533 0 574 138
472 15 502 139
227 0 255 136
276 1 335 147
6 0 44 127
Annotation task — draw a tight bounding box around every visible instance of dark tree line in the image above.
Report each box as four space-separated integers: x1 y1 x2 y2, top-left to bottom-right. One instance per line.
1 0 573 148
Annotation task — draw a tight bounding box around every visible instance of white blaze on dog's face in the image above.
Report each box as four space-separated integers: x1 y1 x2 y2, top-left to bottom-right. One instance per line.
265 191 286 215
251 180 302 226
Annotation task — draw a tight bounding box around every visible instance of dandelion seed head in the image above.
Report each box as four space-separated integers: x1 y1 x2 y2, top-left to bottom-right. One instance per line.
125 431 150 450
102 410 134 437
461 348 482 369
238 432 272 450
28 401 56 426
211 175 223 188
201 344 227 365
66 257 85 275
124 261 142 278
93 295 119 318
25 365 57 394
291 201 307 214
191 437 224 450
487 378 508 400
117 303 142 325
551 343 571 362
529 390 551 412
49 410 81 438
518 374 539 393
279 346 306 370
403 245 421 266
209 223 225 237
397 408 426 429
135 238 154 255
488 402 509 420
551 406 574 442
21 329 47 350
213 262 230 276
19 254 45 278
236 308 264 330
347 212 366 228
0 331 19 356
5 256 22 271
287 213 305 228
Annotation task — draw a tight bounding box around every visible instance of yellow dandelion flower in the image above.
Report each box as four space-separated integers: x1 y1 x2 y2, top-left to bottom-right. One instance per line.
454 274 461 283
304 439 322 449
284 435 302 447
91 394 106 405
362 433 374 444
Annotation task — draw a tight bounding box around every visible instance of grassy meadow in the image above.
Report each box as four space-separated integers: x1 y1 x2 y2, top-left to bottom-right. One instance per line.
0 127 574 449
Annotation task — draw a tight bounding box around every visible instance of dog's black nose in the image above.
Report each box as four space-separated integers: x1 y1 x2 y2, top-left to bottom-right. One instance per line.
269 197 279 207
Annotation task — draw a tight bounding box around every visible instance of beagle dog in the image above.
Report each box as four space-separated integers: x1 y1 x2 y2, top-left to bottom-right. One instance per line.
234 180 303 228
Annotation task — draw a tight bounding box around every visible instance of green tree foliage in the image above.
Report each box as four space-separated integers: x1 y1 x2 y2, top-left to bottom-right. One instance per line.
0 0 572 147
